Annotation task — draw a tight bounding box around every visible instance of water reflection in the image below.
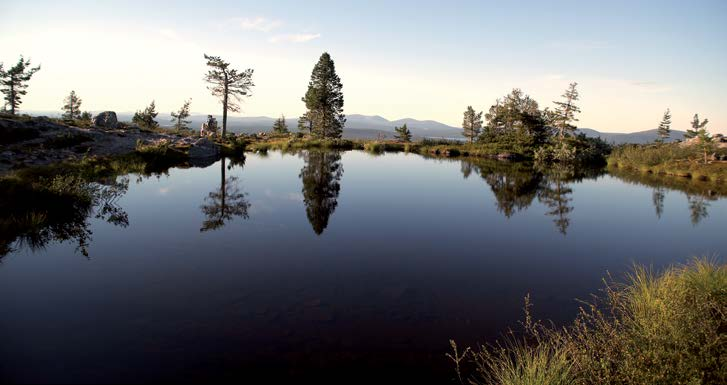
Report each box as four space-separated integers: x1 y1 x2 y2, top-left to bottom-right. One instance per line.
0 176 129 258
459 159 587 234
539 168 574 235
652 187 666 219
199 157 251 232
299 150 343 235
687 194 710 225
608 167 723 225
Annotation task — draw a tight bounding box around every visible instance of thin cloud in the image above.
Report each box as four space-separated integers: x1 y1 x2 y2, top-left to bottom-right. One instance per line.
269 33 321 43
230 17 282 32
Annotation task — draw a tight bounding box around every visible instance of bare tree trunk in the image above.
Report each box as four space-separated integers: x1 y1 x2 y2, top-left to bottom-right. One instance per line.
222 72 228 138
9 82 15 115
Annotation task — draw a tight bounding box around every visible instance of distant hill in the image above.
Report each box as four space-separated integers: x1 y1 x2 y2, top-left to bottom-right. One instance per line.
577 128 686 145
20 110 694 143
147 113 465 140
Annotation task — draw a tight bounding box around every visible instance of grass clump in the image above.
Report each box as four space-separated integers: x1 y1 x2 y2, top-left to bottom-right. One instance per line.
453 258 727 385
608 143 727 182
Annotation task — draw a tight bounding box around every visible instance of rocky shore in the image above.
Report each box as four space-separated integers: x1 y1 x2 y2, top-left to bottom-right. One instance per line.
0 114 229 173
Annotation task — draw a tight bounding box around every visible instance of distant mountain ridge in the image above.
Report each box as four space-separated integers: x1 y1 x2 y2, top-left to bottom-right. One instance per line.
22 110 692 143
576 128 687 144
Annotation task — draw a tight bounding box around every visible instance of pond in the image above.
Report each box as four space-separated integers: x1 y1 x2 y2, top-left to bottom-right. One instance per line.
1 150 726 383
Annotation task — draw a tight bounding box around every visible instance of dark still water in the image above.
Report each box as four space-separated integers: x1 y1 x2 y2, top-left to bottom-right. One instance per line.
1 150 726 383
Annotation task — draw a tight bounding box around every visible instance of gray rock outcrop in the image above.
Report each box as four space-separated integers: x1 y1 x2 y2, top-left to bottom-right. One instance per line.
92 111 118 129
188 138 220 159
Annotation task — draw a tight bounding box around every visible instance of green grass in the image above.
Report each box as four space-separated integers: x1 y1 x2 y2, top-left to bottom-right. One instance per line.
453 258 727 385
608 143 727 182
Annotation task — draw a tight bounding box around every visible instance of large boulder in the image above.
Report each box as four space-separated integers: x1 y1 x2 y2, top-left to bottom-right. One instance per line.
189 138 220 160
92 111 118 129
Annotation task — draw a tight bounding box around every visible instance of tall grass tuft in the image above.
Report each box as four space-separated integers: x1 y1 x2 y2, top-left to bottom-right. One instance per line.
454 258 727 385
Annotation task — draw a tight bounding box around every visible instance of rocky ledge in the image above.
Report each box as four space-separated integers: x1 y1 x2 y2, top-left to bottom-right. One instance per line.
0 115 234 173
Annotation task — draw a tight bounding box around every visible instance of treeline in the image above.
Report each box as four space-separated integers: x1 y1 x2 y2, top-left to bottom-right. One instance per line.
457 84 609 163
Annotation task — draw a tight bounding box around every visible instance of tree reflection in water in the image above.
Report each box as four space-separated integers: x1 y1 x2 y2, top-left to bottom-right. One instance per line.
460 159 596 235
299 150 343 235
200 157 251 232
608 166 722 226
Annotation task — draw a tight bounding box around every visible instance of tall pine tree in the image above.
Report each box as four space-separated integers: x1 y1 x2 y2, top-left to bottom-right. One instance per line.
171 99 192 131
297 112 313 134
204 54 254 137
462 106 483 143
685 114 708 139
656 108 671 143
553 82 581 140
62 90 82 120
0 56 41 115
394 123 412 142
272 114 289 134
302 52 345 138
132 100 159 129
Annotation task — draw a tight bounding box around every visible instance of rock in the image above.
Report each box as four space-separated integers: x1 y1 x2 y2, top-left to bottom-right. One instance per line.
92 111 118 129
496 152 517 160
189 138 220 159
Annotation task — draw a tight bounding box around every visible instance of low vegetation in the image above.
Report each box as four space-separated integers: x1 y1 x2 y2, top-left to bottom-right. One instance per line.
451 258 727 385
608 143 727 182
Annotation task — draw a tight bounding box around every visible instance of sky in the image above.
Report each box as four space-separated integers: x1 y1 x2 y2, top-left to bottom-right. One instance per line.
1 0 726 133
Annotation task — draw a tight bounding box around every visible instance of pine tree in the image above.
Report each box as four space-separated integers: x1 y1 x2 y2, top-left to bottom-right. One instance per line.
297 112 313 134
62 90 83 120
394 123 412 142
0 56 41 115
132 100 159 129
272 114 289 134
79 111 92 124
171 99 192 131
204 54 255 137
656 108 671 143
462 106 483 143
483 89 549 146
685 114 708 139
553 82 581 140
695 125 714 164
302 52 345 138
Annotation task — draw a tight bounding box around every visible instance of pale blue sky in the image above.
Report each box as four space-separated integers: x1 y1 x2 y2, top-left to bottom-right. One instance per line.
2 0 725 132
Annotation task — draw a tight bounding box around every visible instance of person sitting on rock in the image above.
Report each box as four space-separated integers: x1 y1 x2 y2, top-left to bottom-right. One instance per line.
200 115 218 137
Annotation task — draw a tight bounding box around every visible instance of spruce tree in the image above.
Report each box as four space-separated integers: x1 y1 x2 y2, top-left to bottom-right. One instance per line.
132 100 159 129
483 89 549 146
272 114 289 134
695 125 714 164
204 54 255 137
553 82 581 140
685 114 708 139
80 111 92 123
302 52 345 138
297 112 314 134
0 56 41 115
394 123 412 142
62 90 82 120
171 99 192 131
656 108 671 143
462 106 483 143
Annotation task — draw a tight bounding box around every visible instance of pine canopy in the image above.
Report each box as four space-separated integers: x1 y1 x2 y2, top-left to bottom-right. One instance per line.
302 52 346 138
